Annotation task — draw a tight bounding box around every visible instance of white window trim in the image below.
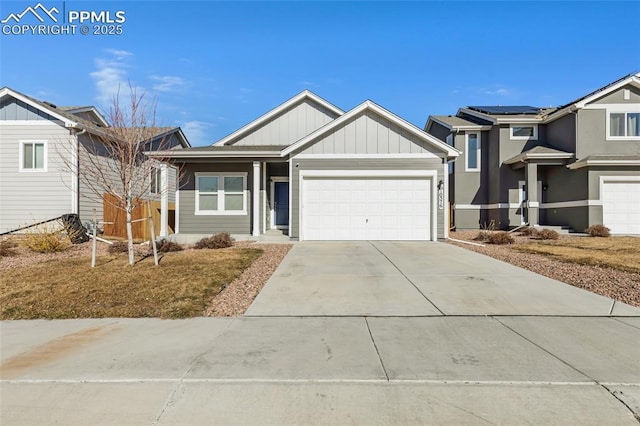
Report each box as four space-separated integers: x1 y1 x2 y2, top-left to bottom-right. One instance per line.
195 172 248 215
510 124 538 141
606 108 640 141
150 167 161 195
465 132 481 172
18 140 47 172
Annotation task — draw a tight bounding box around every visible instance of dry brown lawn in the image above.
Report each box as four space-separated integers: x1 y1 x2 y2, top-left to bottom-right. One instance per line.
0 248 262 320
515 237 640 274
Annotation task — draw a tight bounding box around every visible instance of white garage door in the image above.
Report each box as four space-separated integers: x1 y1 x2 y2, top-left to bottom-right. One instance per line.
602 181 640 234
302 177 431 240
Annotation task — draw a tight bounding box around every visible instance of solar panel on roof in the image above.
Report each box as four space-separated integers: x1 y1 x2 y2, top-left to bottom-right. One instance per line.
469 106 542 115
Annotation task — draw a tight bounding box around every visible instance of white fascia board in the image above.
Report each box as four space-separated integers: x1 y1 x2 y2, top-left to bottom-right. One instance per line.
429 116 491 132
575 75 640 108
505 152 574 165
214 90 345 146
457 108 496 124
567 159 640 170
495 117 542 124
0 87 77 128
283 101 460 158
64 106 110 127
146 150 283 159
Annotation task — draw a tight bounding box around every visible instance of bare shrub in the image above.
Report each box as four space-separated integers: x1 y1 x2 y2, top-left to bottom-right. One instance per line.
108 241 129 254
24 223 70 253
519 227 538 237
474 231 492 242
536 229 560 240
195 233 235 249
585 224 610 237
0 239 17 257
156 240 184 253
480 220 497 231
486 231 514 245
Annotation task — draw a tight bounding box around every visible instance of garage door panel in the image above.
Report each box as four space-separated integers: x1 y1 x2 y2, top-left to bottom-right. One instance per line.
602 181 640 235
303 177 431 241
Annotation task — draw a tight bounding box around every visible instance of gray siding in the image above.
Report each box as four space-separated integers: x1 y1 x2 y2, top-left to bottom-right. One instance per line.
426 121 451 142
177 162 254 235
591 85 640 104
290 158 445 239
0 122 74 233
546 113 576 153
298 111 441 155
231 99 339 146
576 109 640 159
0 97 58 122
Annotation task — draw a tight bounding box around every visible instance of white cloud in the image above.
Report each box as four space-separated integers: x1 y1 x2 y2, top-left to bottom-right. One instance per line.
481 87 512 96
180 120 214 146
150 75 185 93
90 49 132 105
104 48 133 59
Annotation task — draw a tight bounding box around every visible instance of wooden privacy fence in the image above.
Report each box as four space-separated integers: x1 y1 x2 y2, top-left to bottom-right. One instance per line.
102 193 175 240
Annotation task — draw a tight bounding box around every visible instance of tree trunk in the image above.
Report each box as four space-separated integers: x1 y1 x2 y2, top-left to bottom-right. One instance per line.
125 206 135 266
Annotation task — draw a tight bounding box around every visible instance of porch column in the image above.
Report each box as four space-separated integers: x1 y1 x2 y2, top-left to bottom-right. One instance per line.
252 161 261 237
526 162 539 226
160 163 169 237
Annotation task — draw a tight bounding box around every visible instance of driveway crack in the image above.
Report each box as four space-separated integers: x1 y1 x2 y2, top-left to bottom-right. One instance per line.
364 317 389 381
369 241 445 315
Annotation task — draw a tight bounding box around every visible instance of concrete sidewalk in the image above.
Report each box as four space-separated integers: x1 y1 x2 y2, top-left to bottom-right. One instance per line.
1 316 639 424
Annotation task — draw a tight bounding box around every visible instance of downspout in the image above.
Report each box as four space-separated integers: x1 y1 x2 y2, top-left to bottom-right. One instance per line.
70 128 87 215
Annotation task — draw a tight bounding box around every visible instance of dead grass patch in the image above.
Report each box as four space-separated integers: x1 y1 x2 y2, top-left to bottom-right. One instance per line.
0 248 262 320
515 237 640 273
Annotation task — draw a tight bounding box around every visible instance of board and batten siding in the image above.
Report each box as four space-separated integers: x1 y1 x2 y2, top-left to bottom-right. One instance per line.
0 121 74 233
230 99 340 146
297 111 442 155
290 158 446 240
177 162 255 235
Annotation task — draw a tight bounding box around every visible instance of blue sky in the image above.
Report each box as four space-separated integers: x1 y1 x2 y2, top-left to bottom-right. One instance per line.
1 1 639 146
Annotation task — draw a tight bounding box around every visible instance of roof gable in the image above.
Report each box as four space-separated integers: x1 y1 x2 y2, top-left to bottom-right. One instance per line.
0 87 77 127
284 101 460 158
217 90 344 147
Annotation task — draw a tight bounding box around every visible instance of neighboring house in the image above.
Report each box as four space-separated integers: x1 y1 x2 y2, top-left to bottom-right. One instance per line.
152 91 459 242
0 87 189 236
425 72 640 235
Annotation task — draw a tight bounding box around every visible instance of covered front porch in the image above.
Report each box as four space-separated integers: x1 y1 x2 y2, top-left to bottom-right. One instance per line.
503 146 575 228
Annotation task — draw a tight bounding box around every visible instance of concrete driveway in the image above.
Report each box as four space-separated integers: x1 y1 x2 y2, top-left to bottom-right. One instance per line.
246 241 640 316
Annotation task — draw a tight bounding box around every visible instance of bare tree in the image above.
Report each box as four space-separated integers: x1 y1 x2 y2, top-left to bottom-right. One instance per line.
72 84 179 265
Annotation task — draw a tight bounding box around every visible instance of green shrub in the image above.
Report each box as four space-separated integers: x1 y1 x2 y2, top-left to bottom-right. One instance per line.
24 223 70 253
195 232 235 249
486 231 514 245
155 240 184 253
585 224 610 237
536 228 559 240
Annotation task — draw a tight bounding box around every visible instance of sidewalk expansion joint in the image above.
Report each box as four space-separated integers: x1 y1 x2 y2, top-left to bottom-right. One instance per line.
365 316 389 381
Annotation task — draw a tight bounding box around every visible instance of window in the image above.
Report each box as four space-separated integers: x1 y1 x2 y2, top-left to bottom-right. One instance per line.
195 173 247 215
609 112 640 138
20 141 46 171
465 133 480 172
150 167 161 194
510 124 538 140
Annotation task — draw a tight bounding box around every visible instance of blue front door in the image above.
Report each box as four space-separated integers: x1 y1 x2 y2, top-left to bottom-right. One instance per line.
274 181 289 227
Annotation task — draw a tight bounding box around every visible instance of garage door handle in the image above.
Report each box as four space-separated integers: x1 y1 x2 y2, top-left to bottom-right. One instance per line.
366 218 368 223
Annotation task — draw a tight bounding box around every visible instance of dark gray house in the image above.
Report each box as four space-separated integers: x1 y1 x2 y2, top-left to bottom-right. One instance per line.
154 91 460 242
425 72 640 235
